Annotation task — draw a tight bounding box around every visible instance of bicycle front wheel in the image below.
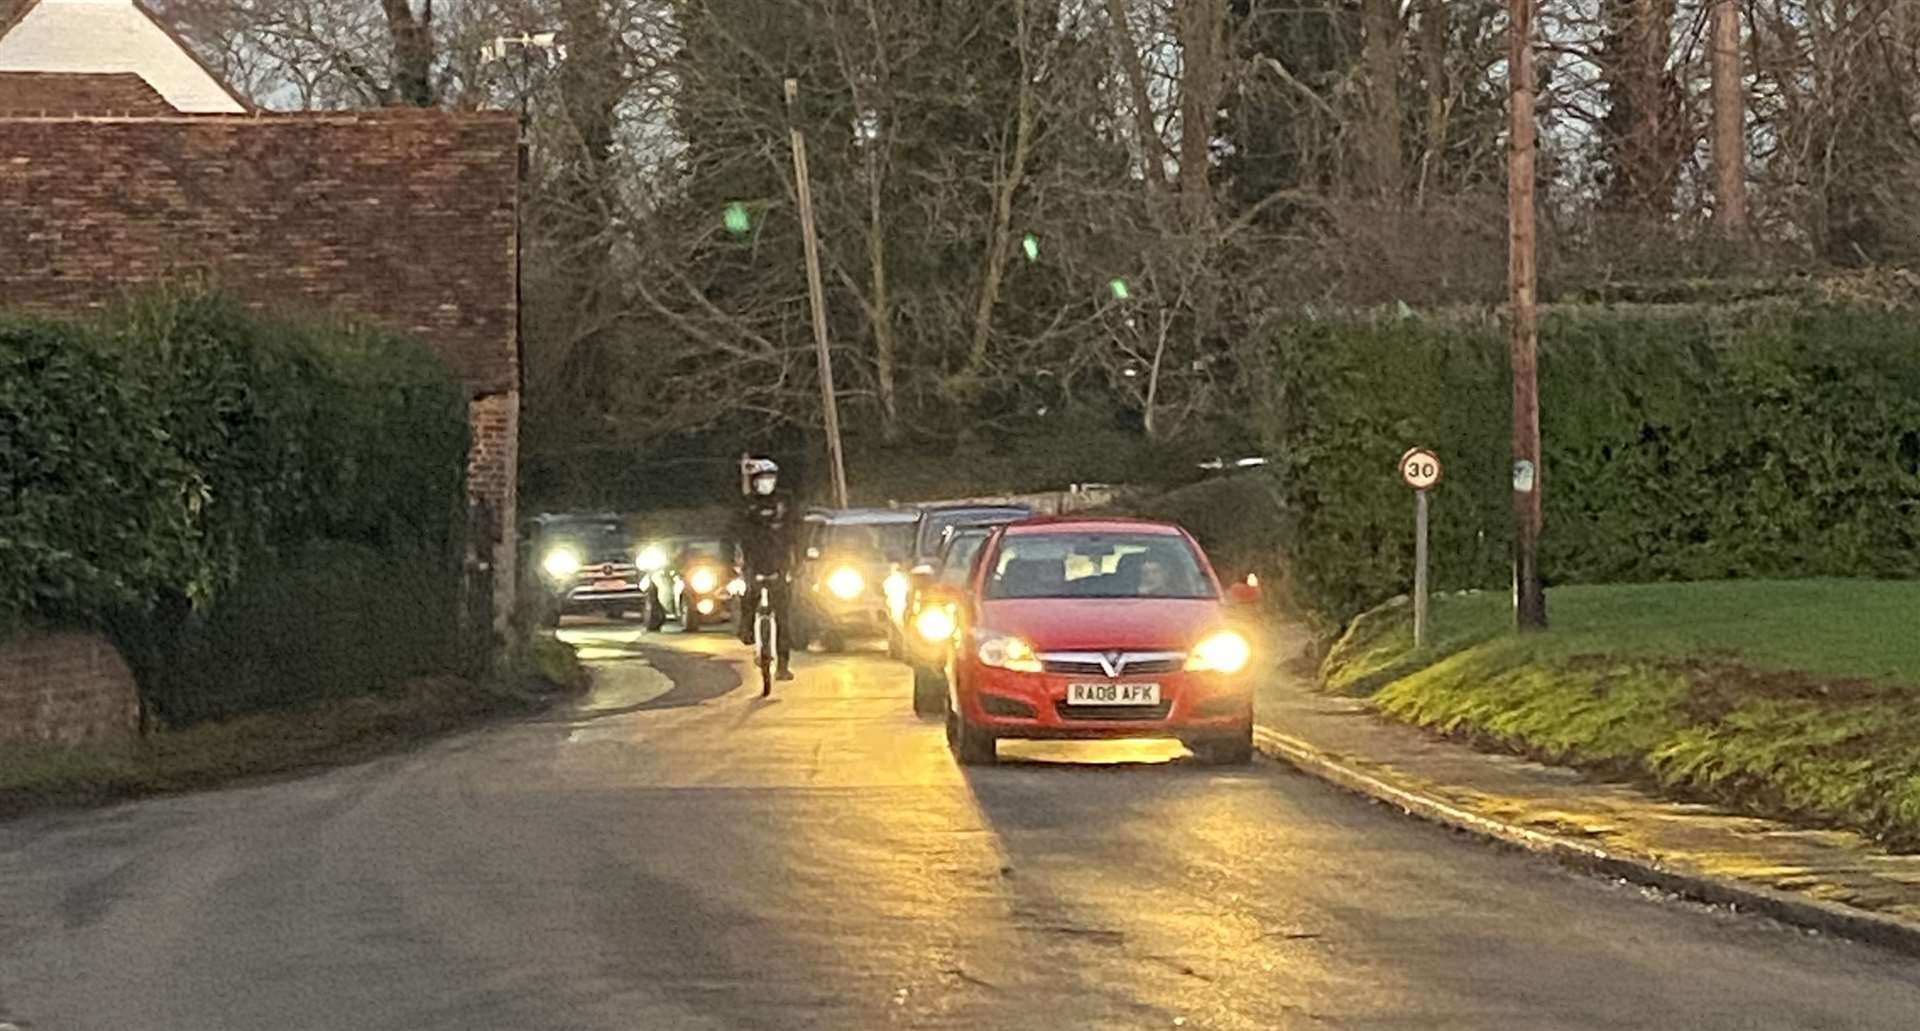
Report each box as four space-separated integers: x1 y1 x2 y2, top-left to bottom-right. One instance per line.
755 612 776 692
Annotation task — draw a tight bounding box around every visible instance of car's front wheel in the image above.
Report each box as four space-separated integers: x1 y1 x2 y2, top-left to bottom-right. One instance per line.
946 703 997 765
911 665 946 717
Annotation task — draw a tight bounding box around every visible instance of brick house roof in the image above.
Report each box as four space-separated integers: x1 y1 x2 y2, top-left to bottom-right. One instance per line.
0 111 520 397
0 71 176 115
0 0 248 113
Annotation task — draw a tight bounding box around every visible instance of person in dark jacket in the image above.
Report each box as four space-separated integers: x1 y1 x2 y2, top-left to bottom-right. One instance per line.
732 456 796 683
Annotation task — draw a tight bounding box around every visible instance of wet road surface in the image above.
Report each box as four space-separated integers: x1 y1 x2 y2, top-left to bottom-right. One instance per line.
3 622 1919 1030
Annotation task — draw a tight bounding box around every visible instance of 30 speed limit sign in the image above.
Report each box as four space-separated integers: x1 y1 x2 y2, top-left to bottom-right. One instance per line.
1400 447 1442 490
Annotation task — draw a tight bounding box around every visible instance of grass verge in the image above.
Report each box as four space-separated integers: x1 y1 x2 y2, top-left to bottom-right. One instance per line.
0 630 587 820
1322 580 1920 849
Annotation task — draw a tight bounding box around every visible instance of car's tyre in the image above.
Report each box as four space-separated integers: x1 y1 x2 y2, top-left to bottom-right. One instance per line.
946 704 997 766
1193 726 1254 766
911 665 946 717
643 590 666 632
821 630 848 654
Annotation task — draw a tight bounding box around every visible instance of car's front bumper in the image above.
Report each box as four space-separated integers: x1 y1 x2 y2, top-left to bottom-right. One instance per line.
959 667 1253 740
559 583 647 611
806 593 891 633
682 591 739 622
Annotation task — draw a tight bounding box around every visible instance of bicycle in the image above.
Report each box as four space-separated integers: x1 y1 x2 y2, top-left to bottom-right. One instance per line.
750 571 784 696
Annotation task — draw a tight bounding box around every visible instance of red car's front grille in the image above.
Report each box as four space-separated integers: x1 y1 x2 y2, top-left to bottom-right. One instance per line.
1041 656 1183 676
1054 700 1174 722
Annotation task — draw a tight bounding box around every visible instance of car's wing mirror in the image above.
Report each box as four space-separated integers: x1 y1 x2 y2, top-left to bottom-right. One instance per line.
1227 574 1263 606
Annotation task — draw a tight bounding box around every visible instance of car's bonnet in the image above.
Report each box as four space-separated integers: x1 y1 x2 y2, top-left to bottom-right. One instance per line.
978 597 1221 652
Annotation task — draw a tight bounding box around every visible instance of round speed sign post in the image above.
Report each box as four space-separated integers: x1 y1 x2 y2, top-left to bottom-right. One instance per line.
1400 447 1442 648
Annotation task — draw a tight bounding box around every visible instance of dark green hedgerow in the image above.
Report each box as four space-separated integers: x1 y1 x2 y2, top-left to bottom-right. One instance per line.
3 290 472 725
1250 304 1920 622
1 318 211 625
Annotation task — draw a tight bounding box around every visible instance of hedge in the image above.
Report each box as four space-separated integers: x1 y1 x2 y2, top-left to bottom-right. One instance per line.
1 319 211 624
1250 304 1920 623
3 291 471 724
125 541 464 724
110 290 469 561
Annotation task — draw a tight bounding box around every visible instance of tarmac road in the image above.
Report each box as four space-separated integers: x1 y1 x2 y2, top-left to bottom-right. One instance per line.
3 621 1918 1030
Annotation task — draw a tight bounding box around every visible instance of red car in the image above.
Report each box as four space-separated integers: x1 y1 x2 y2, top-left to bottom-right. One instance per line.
935 517 1260 766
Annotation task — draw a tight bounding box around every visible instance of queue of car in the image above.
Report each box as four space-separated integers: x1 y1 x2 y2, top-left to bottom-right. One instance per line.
527 500 1260 767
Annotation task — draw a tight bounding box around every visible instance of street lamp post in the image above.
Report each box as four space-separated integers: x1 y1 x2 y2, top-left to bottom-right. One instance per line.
483 32 559 161
481 30 560 399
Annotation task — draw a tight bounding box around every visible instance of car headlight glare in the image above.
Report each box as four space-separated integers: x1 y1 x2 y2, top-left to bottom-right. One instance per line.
827 566 865 600
1186 630 1252 674
915 604 957 644
637 546 667 572
542 548 582 579
688 567 719 595
977 632 1042 673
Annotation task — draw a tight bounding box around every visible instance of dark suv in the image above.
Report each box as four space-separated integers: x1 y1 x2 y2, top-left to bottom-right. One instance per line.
527 513 645 622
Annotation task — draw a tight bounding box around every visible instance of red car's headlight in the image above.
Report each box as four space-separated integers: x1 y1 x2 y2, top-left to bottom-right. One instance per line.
976 631 1042 673
1186 630 1252 673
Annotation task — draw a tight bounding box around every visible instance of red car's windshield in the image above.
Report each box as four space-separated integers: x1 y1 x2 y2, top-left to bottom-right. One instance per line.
983 532 1214 600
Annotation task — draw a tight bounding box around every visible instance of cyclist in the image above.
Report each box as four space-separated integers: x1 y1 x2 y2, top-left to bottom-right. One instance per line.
732 456 796 686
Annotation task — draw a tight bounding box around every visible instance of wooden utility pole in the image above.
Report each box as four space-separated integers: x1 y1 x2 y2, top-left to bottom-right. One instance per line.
1709 0 1749 231
1507 0 1547 630
784 77 851 509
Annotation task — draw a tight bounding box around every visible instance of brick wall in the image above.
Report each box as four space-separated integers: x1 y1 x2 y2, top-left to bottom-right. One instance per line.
0 631 140 746
469 391 520 628
0 111 519 395
0 111 522 626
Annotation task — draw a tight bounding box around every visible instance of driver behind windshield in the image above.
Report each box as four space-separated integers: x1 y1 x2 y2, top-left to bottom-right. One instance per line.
990 536 1208 599
1136 557 1172 596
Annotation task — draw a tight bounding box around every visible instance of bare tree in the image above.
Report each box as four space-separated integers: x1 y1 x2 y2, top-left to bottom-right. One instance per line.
1175 0 1227 225
1597 0 1692 214
1356 0 1405 198
381 0 435 104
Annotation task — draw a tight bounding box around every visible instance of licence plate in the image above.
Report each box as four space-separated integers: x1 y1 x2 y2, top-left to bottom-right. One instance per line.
1066 682 1161 706
593 579 630 591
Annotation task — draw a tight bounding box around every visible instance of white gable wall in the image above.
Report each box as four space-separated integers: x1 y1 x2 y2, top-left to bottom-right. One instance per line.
0 0 243 112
